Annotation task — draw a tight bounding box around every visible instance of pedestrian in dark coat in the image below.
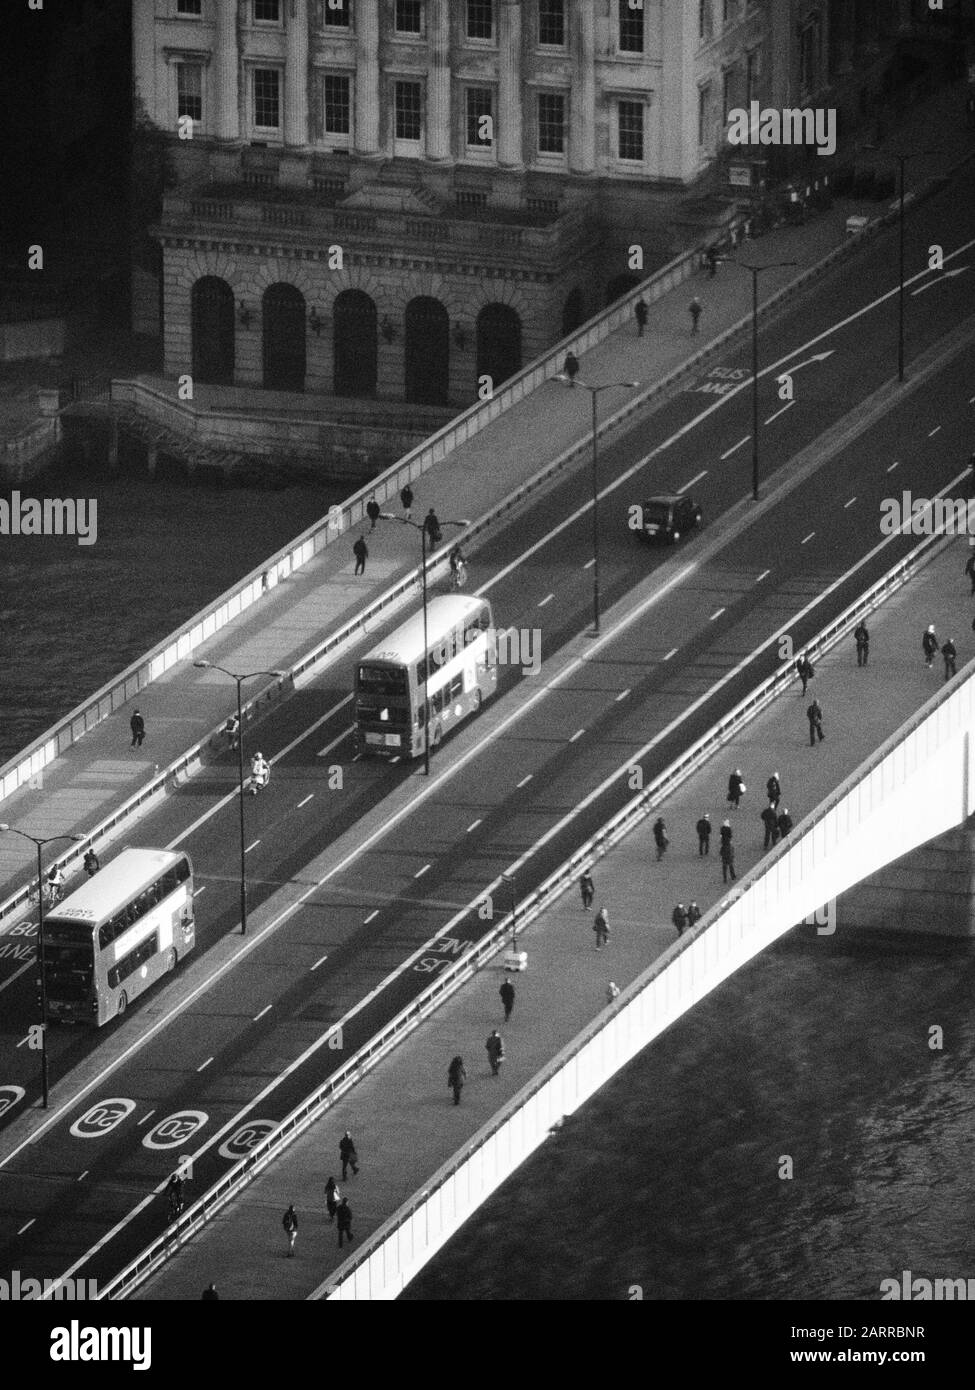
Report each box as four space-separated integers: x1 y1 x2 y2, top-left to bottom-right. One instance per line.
424 508 442 546
83 849 100 877
499 978 515 1021
777 808 794 838
807 698 824 745
652 817 669 860
942 638 958 681
672 903 688 937
922 624 938 668
634 298 648 336
129 709 145 748
353 534 368 575
696 813 711 856
201 1283 219 1300
727 769 745 808
366 496 380 530
689 297 702 333
719 820 733 851
854 621 870 666
447 1055 467 1105
579 870 595 910
686 902 702 928
336 1197 353 1249
796 654 814 696
719 840 737 883
593 907 610 949
282 1204 298 1256
325 1176 339 1222
761 805 779 850
339 1130 359 1180
486 1029 505 1076
400 483 414 518
766 773 781 808
966 544 975 595
563 351 579 383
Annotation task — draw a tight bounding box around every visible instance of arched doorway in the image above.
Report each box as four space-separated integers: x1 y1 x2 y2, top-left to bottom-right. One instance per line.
476 304 521 393
262 283 306 391
561 286 585 336
333 289 377 397
605 273 642 305
404 297 449 405
191 277 234 386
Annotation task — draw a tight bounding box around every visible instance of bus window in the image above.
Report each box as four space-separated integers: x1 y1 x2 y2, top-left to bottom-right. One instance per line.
449 674 463 699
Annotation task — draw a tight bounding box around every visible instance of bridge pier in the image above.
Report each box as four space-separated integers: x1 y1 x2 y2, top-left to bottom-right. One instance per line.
838 824 975 939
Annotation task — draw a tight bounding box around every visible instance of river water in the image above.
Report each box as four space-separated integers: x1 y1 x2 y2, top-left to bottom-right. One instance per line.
403 929 975 1301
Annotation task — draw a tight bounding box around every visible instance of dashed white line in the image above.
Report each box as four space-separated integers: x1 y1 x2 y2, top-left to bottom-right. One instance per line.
569 729 585 743
721 435 751 460
253 1004 272 1021
467 819 482 833
764 400 795 426
310 954 329 972
887 460 900 472
138 1110 155 1127
801 531 816 545
77 1171 88 1183
296 793 315 809
244 839 260 854
755 569 771 583
677 470 708 493
414 863 431 879
317 729 352 758
844 496 857 509
364 909 379 924
709 607 726 621
928 425 941 437
538 594 554 608
193 886 206 897
615 688 631 702
18 1220 35 1236
663 648 678 661
517 774 533 788
582 558 595 570
197 1057 214 1073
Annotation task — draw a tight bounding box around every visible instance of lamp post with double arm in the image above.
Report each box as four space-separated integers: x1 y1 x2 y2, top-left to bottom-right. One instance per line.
0 826 84 1108
724 260 796 500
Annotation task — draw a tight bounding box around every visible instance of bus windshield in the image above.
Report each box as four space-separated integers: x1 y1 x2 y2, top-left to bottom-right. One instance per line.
357 665 408 696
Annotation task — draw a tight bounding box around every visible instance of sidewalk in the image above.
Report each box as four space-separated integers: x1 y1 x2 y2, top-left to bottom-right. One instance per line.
131 536 974 1300
2 85 973 896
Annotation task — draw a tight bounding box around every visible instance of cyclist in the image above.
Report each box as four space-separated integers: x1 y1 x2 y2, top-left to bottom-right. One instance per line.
165 1173 184 1220
45 866 65 904
448 544 467 590
250 751 270 795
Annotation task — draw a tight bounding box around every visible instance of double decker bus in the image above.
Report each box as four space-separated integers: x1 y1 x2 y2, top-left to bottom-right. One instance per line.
43 848 195 1025
354 594 497 758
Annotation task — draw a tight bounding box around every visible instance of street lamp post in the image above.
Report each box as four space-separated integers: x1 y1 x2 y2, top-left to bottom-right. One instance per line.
501 870 517 945
0 825 84 1108
860 146 934 383
378 512 469 776
193 661 285 935
554 375 640 635
728 261 796 500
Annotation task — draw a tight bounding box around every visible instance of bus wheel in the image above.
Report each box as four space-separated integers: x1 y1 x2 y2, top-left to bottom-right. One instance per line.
432 723 443 748
168 948 178 973
117 992 128 1017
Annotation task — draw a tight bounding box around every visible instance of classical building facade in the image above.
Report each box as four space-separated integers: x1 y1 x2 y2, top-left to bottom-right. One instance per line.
134 0 907 411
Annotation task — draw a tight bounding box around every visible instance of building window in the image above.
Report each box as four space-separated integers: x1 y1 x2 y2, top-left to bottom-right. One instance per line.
619 2 644 53
254 68 281 128
722 0 735 22
466 0 494 41
323 74 350 134
395 0 423 34
323 0 351 24
176 0 202 15
617 100 644 161
538 0 565 47
177 63 203 122
698 0 712 42
394 80 422 140
537 92 565 154
698 84 710 145
722 68 733 124
466 87 494 146
254 0 281 21
746 49 757 106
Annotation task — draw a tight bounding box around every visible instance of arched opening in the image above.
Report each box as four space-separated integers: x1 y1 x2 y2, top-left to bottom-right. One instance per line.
475 303 521 394
561 286 585 336
191 276 235 386
262 283 306 391
404 297 449 405
333 289 378 397
605 272 642 306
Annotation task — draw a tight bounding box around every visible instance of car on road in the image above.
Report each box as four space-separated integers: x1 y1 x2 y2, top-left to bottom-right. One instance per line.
638 494 703 544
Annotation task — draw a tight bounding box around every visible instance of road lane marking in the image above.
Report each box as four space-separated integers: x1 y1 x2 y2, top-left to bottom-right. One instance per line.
317 728 352 758
253 1005 272 1021
18 1220 35 1236
928 426 941 437
310 954 328 971
721 435 751 460
755 569 770 583
467 820 482 833
764 401 795 425
77 1171 88 1183
844 497 857 508
297 794 315 808
615 689 630 702
137 1111 155 1127
801 532 816 545
517 774 533 788
538 594 554 608
582 559 595 570
663 648 678 661
414 864 431 879
887 460 900 472
364 909 379 923
677 470 708 493
197 1057 214 1073
569 729 585 743
193 886 206 896
710 607 726 621
244 840 260 854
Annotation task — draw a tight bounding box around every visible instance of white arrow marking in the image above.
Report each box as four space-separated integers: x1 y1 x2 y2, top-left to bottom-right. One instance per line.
911 266 969 297
780 350 835 375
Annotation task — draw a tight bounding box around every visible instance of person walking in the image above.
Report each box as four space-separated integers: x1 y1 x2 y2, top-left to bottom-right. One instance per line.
727 769 746 809
766 773 782 809
499 977 515 1022
761 804 780 850
922 624 938 668
325 1176 340 1222
686 902 702 929
366 496 381 530
282 1204 298 1257
129 709 145 748
336 1197 353 1249
689 297 702 334
593 906 610 950
486 1029 505 1077
652 817 669 861
201 1283 219 1301
353 534 368 576
777 807 794 838
854 620 870 667
83 849 100 877
795 654 814 696
672 903 688 937
696 813 712 856
579 869 595 910
807 697 824 745
719 820 733 852
966 541 975 595
563 350 579 383
339 1131 359 1180
634 298 648 337
447 1055 467 1105
424 508 442 546
606 981 621 1005
942 637 958 681
400 482 414 519
719 838 737 883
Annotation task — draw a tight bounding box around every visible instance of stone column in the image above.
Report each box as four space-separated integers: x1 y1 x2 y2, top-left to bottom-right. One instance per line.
284 0 309 147
132 0 156 118
569 0 595 175
426 0 452 161
355 0 381 156
498 0 523 168
214 0 239 140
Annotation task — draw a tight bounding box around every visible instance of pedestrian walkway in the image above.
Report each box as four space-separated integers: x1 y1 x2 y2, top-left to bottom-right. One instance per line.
4 83 972 898
133 536 974 1299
